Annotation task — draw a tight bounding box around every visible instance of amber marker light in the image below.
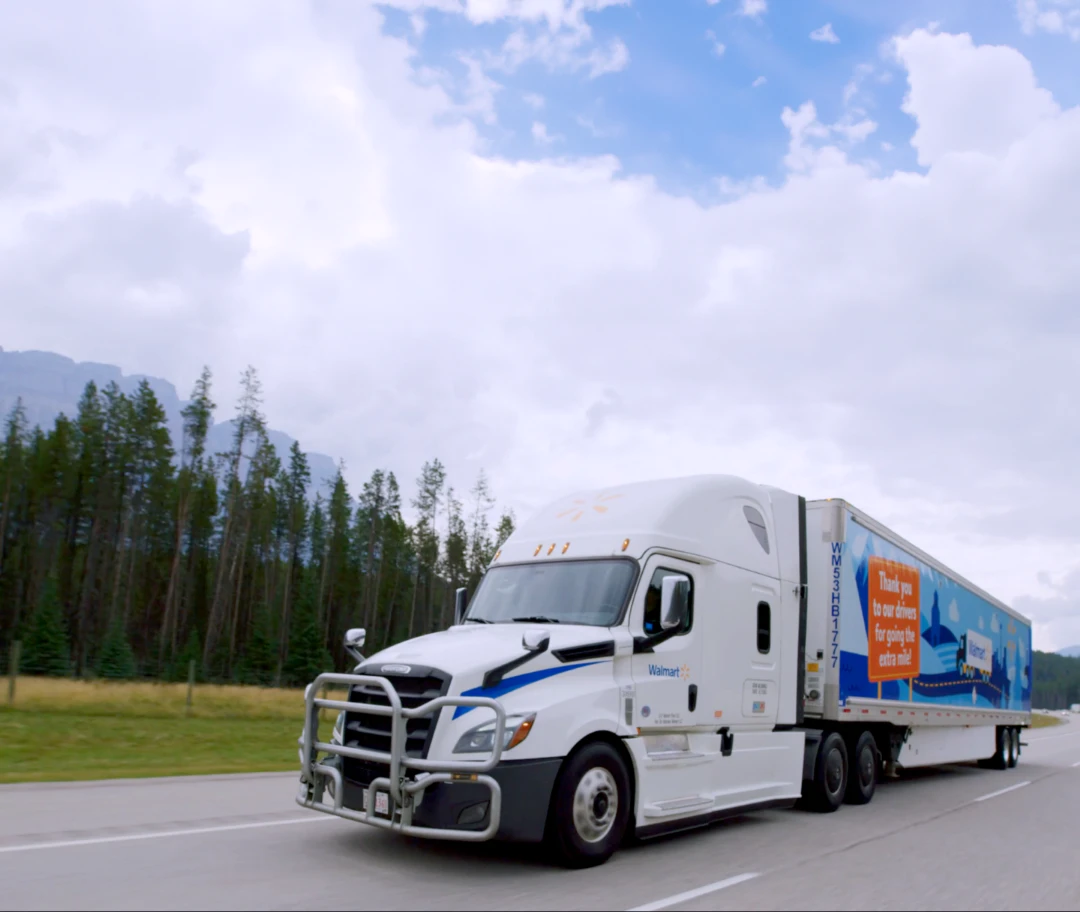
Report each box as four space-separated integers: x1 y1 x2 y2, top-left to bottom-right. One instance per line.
621 538 631 552
534 544 543 557
561 542 570 554
547 543 556 555
507 716 535 750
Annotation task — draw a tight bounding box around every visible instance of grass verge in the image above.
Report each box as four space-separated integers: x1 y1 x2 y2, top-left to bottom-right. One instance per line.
1030 712 1066 729
0 676 348 784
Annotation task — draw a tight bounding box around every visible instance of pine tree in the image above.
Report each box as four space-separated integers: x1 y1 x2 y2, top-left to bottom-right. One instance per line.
283 571 333 688
21 575 71 676
97 618 138 680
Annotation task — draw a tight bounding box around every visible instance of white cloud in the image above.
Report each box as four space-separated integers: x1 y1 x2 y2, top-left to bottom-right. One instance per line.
531 120 560 144
705 29 726 56
1016 0 1080 41
891 29 1059 167
1 13 1079 653
881 140 894 151
810 23 840 44
523 91 545 108
739 0 767 19
752 75 767 87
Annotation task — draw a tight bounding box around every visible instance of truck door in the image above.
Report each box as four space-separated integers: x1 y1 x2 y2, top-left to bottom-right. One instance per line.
629 555 704 730
739 577 780 729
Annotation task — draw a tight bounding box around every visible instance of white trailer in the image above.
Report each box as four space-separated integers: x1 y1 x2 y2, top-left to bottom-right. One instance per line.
297 474 1033 867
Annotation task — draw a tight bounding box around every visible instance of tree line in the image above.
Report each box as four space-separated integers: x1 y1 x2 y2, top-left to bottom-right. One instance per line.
1031 650 1080 710
0 366 515 687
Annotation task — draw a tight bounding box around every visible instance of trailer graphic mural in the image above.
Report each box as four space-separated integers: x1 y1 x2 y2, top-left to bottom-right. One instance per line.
837 514 1032 712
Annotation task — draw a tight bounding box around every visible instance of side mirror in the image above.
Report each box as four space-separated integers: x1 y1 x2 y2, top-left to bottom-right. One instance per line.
522 629 550 653
454 587 468 626
344 627 366 665
660 576 691 630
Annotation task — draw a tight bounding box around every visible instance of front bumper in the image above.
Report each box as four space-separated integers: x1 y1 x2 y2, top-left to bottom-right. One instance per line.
296 672 515 842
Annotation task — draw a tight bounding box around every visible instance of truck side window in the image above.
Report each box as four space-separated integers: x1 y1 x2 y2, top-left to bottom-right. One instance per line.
757 601 771 654
743 505 770 554
642 568 694 636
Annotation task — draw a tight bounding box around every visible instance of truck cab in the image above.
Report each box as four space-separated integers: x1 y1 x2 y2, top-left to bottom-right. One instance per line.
297 474 811 867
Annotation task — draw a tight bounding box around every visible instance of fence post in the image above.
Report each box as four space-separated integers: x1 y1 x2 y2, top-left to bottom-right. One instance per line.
186 659 195 717
7 641 19 705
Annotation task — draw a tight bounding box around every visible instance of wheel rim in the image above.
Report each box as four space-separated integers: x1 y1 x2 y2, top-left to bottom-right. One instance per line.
859 745 875 788
572 766 619 843
825 747 845 796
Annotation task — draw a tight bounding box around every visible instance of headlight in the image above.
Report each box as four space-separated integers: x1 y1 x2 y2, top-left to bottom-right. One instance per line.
331 711 345 746
453 713 536 754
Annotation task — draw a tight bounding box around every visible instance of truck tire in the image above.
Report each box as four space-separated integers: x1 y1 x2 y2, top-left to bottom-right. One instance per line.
980 727 1008 770
546 740 631 869
805 731 848 813
844 730 879 806
1006 728 1018 768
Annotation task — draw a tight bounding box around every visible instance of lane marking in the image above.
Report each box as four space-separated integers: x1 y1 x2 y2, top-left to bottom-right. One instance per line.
1072 761 1080 768
627 873 759 912
0 814 336 854
973 780 1030 803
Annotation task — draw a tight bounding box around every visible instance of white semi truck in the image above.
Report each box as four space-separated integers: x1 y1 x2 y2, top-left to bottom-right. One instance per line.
297 474 1032 867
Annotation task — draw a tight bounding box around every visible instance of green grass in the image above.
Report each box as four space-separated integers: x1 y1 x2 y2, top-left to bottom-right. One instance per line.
0 676 348 784
1030 712 1065 729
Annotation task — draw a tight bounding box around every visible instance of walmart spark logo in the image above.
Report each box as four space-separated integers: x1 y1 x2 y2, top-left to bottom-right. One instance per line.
647 663 691 680
556 492 623 522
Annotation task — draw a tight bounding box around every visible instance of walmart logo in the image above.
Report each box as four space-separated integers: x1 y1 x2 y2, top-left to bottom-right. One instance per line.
648 663 690 680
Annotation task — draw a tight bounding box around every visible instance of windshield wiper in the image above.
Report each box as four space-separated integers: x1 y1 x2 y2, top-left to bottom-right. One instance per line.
510 616 561 624
464 617 492 624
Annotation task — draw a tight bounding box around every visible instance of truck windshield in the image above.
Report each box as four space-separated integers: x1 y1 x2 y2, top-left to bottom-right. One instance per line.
465 559 637 627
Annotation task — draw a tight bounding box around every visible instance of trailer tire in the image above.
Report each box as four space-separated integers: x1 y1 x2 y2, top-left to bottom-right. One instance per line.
546 740 631 869
980 726 1008 770
844 731 879 806
805 731 848 813
1006 728 1018 768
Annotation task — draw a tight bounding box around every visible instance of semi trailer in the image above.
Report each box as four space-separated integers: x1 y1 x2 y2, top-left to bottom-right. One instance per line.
297 474 1032 867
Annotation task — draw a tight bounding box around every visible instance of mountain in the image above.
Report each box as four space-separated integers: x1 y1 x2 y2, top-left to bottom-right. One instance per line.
1059 646 1080 659
0 347 338 497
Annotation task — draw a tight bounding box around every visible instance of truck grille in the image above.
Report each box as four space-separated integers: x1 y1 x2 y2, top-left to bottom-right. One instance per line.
341 665 451 787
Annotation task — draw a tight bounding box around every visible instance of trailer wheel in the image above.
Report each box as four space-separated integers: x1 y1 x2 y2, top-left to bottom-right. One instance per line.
546 740 631 869
980 726 1008 770
805 731 848 813
844 731 879 806
1006 728 1018 768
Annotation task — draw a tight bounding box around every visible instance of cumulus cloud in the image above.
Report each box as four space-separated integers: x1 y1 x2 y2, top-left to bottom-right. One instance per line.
0 10 1079 651
810 23 839 43
739 0 767 19
1016 0 1080 40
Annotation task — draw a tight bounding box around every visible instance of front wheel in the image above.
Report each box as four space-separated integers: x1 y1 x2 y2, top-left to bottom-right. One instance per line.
546 741 631 869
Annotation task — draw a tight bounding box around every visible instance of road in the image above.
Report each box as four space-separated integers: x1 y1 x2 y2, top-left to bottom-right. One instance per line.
1 716 1078 911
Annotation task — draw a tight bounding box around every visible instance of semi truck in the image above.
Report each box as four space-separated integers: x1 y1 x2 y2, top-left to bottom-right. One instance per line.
296 474 1032 867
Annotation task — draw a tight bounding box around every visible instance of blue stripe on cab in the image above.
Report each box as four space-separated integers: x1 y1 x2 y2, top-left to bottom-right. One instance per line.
451 661 608 718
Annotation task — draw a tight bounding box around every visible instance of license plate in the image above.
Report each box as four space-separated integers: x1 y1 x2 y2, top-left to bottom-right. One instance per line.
374 791 389 816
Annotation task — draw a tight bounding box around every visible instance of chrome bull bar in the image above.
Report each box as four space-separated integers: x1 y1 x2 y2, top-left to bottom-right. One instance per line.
296 672 507 842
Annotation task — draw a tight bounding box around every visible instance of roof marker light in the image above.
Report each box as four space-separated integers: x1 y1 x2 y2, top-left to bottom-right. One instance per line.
562 542 570 554
547 543 556 555
534 544 543 557
621 538 630 552
494 550 501 561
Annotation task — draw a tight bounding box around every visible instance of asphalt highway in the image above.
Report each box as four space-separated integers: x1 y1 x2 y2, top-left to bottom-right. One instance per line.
1 716 1077 911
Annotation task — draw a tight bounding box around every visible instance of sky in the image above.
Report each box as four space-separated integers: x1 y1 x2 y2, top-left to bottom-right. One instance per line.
0 0 1078 650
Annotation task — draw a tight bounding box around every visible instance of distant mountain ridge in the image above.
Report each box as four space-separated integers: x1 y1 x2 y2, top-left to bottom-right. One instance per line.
0 347 338 497
1059 645 1080 658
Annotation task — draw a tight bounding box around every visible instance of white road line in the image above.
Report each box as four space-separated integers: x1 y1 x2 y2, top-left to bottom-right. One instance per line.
974 781 1030 803
0 814 336 854
627 873 760 912
1072 761 1080 768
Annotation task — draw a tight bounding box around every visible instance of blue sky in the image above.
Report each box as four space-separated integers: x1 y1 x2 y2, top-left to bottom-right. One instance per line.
372 0 1080 198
